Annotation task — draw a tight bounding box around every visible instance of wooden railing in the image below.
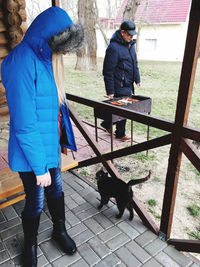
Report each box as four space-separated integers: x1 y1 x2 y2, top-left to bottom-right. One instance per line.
64 0 200 253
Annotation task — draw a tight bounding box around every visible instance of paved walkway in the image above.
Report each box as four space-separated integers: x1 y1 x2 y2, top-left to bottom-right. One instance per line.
0 170 199 267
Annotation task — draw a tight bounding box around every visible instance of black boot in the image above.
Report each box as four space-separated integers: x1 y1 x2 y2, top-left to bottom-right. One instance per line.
21 213 40 267
47 192 77 255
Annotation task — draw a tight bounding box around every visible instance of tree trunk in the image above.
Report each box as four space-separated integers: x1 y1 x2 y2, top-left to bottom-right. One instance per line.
123 0 142 21
75 0 97 71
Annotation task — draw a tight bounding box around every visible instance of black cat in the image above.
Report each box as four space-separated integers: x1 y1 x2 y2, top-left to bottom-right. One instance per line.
96 169 151 221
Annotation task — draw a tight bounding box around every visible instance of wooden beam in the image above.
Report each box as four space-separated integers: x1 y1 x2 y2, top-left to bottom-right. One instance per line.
66 93 200 142
160 0 200 239
181 138 200 173
168 239 200 253
76 134 172 168
66 93 174 133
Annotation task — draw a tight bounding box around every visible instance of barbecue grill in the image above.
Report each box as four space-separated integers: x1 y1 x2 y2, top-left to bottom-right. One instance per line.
94 95 152 152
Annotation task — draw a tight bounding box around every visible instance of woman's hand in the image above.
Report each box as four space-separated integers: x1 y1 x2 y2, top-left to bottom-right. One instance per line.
36 172 51 187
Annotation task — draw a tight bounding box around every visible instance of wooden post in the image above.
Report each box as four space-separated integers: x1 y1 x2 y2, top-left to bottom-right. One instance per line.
160 0 200 240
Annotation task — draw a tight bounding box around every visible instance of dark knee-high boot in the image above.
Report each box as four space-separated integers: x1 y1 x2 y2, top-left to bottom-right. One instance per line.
47 192 77 255
22 213 40 267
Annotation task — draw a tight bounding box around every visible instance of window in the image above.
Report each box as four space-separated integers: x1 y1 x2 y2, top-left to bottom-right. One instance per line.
145 39 157 51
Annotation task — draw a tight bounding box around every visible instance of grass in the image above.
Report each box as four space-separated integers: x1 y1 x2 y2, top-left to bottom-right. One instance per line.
187 204 200 217
148 199 157 207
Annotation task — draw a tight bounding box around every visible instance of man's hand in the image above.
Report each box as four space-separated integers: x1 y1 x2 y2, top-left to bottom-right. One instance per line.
36 172 51 187
136 83 141 88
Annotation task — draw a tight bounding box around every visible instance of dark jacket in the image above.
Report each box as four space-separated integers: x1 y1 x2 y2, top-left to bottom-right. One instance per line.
1 7 77 176
103 30 140 96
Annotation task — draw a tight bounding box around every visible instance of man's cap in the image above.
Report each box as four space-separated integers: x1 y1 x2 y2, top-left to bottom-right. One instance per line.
120 20 137 36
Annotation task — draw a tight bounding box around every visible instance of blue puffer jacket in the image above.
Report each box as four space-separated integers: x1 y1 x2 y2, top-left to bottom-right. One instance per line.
1 7 77 176
103 30 140 96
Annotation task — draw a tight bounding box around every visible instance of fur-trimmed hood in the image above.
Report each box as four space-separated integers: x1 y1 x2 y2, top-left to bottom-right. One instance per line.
23 7 84 61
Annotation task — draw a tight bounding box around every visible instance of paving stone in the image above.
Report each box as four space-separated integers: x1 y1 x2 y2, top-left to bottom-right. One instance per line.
155 251 181 267
83 191 99 204
117 263 127 267
40 212 50 223
4 236 22 258
67 179 85 192
84 218 104 234
2 206 18 221
39 220 52 234
65 210 80 227
117 221 140 239
93 213 113 230
0 223 22 241
88 236 111 259
80 187 96 198
70 192 86 205
106 232 131 251
135 230 157 247
40 239 62 262
62 180 71 190
63 187 76 196
37 254 49 267
68 223 88 238
164 245 193 266
128 216 147 234
144 237 168 256
72 176 90 189
70 258 89 267
38 228 52 244
0 211 5 223
102 205 119 219
98 226 121 242
0 217 21 233
142 258 163 267
77 207 99 221
0 250 10 264
65 195 79 209
73 229 94 246
115 246 142 267
190 263 200 267
95 253 121 267
51 252 81 267
78 243 101 266
0 242 4 252
125 240 151 263
0 259 15 266
72 202 93 215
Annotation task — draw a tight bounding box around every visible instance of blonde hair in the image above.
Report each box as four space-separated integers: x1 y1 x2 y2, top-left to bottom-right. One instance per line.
52 53 65 105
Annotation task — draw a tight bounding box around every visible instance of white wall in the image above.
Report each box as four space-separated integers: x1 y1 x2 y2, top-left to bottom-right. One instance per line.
137 23 188 61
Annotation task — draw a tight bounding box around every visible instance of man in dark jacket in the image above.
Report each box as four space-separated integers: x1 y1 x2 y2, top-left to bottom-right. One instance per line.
101 20 141 141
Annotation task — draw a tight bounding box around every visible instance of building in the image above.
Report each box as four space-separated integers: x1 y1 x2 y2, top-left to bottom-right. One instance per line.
97 0 192 61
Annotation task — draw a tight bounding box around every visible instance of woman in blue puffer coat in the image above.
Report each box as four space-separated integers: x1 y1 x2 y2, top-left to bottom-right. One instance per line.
1 7 84 266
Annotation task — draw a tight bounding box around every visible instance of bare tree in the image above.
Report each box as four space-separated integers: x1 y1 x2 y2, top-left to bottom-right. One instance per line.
61 0 78 21
135 0 149 52
75 0 97 71
123 0 142 21
94 0 109 46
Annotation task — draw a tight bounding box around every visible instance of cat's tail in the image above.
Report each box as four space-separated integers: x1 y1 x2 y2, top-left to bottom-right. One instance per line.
128 170 151 186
